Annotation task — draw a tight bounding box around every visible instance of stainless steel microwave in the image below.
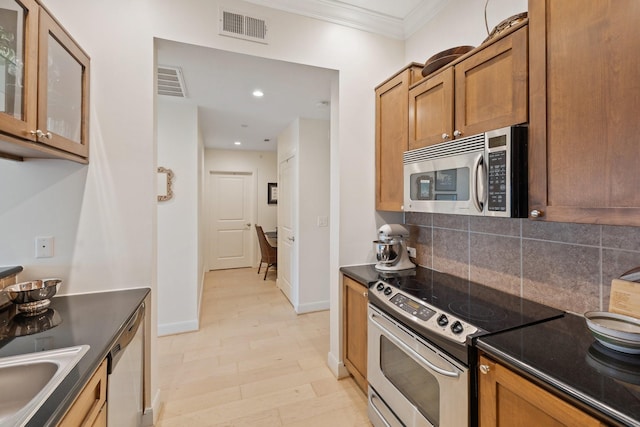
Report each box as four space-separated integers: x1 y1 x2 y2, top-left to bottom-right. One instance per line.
403 125 528 217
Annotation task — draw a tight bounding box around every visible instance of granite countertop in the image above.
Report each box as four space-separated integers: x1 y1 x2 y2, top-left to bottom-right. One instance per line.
340 264 380 285
0 287 150 427
0 265 23 280
477 313 640 427
340 263 419 286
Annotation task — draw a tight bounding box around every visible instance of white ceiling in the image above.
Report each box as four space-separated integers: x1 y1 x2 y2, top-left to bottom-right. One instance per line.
157 0 443 151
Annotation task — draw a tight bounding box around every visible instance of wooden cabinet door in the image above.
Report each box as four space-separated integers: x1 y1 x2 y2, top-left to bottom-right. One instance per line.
455 26 528 138
375 64 422 211
37 7 90 159
408 67 454 149
343 275 368 393
529 0 640 226
478 355 605 427
59 359 108 427
0 0 38 141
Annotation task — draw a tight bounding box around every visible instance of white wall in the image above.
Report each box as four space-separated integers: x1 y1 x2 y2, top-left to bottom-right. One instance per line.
157 100 203 336
204 148 278 266
277 118 331 313
298 119 331 312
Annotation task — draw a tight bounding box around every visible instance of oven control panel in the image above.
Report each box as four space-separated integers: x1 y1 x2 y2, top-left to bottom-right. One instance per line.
371 281 479 344
389 293 434 321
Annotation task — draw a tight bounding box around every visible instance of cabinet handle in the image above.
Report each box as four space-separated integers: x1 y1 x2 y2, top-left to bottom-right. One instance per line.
30 129 52 139
480 364 491 374
530 209 544 218
453 130 463 137
441 133 450 140
287 236 295 242
363 291 368 298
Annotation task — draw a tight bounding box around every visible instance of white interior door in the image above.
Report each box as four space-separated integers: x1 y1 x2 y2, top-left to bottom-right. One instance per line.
278 156 296 305
208 171 254 270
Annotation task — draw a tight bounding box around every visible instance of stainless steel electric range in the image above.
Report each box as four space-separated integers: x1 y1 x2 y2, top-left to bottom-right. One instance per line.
366 267 564 427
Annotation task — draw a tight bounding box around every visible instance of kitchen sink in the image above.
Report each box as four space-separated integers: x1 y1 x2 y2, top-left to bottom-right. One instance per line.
0 345 89 427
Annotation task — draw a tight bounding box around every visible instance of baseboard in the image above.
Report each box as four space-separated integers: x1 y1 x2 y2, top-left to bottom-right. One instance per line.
327 350 350 379
296 299 330 314
142 389 161 426
157 319 199 336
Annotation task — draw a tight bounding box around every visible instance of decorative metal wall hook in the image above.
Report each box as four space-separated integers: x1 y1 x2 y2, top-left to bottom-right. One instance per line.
157 167 174 202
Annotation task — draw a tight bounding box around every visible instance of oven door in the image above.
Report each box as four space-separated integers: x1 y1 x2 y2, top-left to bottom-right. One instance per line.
367 305 469 427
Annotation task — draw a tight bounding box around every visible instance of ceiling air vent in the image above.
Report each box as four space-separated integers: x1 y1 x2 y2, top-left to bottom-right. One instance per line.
219 9 268 44
157 66 187 97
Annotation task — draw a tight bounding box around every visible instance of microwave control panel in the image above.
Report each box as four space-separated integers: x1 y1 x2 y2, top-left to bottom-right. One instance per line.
487 150 507 211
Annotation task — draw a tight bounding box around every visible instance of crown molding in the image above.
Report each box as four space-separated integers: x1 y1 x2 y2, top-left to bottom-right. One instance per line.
245 0 407 39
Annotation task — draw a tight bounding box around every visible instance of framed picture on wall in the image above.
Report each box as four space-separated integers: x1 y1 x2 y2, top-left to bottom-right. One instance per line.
268 182 278 204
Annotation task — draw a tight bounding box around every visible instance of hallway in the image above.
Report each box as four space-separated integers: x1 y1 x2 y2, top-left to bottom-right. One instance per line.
156 268 369 426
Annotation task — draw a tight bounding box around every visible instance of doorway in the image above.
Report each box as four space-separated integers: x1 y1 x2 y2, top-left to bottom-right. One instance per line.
207 171 255 270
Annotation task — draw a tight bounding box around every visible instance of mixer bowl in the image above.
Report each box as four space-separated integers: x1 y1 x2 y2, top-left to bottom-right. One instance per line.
374 240 400 265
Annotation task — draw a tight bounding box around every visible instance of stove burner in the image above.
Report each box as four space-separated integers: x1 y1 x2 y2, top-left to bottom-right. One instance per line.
447 301 508 323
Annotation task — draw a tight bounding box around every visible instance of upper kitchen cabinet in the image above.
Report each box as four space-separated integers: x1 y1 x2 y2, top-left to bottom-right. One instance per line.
375 63 423 211
0 0 89 163
409 25 528 149
528 0 640 226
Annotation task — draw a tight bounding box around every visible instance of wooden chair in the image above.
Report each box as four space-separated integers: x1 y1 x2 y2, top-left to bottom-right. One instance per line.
255 225 277 280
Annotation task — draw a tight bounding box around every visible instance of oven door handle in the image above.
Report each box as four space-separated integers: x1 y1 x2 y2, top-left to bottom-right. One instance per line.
370 313 460 379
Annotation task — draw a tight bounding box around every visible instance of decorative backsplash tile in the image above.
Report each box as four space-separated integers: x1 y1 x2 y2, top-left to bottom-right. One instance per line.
405 214 640 314
470 234 521 295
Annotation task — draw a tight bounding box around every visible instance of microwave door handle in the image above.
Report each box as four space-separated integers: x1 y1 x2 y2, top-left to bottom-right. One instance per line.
472 154 485 213
369 313 460 378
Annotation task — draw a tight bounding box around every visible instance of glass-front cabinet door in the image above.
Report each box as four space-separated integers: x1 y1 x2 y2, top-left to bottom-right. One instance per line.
0 0 38 139
38 7 89 158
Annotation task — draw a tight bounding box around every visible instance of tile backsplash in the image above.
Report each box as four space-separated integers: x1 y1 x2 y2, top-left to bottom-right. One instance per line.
404 213 640 314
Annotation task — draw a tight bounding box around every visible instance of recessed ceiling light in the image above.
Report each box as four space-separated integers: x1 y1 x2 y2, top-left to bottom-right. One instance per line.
252 89 264 97
234 141 242 146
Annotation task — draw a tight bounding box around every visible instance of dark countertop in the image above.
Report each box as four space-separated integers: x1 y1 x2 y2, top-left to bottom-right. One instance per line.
340 264 380 285
340 263 417 286
0 287 150 427
0 265 23 280
477 313 640 427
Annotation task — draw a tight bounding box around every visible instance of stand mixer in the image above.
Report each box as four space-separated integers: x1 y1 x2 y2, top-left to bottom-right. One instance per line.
374 224 416 271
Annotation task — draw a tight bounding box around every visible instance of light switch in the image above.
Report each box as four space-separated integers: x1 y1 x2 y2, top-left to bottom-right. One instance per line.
35 236 54 258
317 216 328 227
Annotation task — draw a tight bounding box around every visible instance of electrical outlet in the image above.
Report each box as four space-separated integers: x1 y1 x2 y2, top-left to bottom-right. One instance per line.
407 246 417 258
35 236 54 258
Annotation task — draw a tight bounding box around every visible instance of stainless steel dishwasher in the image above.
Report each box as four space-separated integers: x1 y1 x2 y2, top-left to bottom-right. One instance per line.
107 302 145 427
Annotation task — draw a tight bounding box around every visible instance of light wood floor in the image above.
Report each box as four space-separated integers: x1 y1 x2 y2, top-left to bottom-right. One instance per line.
156 267 369 426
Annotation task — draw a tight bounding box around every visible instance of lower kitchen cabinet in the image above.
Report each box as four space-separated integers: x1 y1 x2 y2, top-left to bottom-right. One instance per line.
478 354 606 427
58 358 107 427
343 275 368 393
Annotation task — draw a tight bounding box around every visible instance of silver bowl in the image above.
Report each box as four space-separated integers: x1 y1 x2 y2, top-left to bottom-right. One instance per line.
374 240 401 265
5 279 61 314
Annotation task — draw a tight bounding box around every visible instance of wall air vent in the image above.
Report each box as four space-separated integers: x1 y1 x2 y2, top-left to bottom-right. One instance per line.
157 66 187 97
219 9 268 44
